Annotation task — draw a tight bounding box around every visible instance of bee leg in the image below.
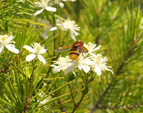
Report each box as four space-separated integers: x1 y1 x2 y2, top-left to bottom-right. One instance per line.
82 53 86 58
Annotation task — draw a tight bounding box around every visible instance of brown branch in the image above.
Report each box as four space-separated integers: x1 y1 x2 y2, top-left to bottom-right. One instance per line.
71 86 87 113
68 84 76 106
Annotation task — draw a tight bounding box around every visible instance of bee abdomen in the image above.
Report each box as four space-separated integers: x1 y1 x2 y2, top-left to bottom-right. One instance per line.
69 51 80 60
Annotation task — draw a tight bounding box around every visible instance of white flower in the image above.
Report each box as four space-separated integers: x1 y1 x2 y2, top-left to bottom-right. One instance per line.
84 42 101 56
0 34 19 54
34 0 56 16
64 55 92 75
56 19 80 41
51 56 72 74
90 54 113 76
51 55 92 75
51 54 91 75
23 43 46 64
52 42 113 76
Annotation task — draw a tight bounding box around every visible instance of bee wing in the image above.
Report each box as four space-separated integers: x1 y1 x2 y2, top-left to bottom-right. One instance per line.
79 45 88 53
55 44 73 52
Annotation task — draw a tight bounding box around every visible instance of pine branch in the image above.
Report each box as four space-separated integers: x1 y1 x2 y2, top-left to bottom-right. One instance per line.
90 32 141 113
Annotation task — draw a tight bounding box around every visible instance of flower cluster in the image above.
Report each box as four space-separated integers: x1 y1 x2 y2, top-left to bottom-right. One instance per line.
51 42 113 76
34 0 79 41
0 34 47 65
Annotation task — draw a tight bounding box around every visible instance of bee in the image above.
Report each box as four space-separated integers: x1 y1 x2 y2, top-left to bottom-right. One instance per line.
55 40 88 60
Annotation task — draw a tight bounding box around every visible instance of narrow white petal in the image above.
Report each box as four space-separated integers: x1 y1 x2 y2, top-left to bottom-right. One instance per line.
105 68 114 74
45 6 56 12
23 45 34 52
82 65 90 73
70 33 76 41
64 63 76 75
49 27 57 31
5 44 19 54
34 1 43 7
90 52 97 57
39 48 46 54
93 45 101 51
94 66 101 76
74 31 79 36
52 66 61 73
26 54 36 62
34 9 44 16
38 55 46 65
0 45 4 53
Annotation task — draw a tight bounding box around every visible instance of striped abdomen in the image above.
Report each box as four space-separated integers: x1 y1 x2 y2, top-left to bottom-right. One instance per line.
69 47 81 60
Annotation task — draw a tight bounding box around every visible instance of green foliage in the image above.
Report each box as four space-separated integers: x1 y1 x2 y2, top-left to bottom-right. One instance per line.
0 0 143 113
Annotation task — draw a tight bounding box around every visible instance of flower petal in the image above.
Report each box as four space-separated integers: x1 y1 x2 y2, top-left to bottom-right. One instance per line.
82 65 90 73
0 45 4 53
70 33 77 41
45 6 56 12
74 31 79 36
5 44 19 54
49 27 57 31
93 45 101 51
64 63 76 75
26 54 36 62
38 55 46 65
94 66 101 76
52 66 62 73
39 48 46 54
59 2 64 8
23 45 34 52
34 9 44 16
105 67 114 74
